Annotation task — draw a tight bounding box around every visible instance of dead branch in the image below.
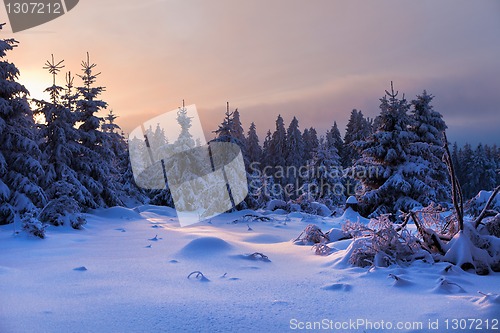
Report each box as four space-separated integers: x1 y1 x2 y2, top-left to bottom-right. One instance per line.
474 185 500 229
443 131 464 231
187 271 209 281
409 211 446 254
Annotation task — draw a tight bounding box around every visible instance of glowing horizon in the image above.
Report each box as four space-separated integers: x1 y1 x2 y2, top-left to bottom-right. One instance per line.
3 0 499 145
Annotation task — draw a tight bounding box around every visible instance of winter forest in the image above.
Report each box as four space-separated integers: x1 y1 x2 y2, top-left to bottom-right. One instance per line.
2 21 500 333
1 27 499 232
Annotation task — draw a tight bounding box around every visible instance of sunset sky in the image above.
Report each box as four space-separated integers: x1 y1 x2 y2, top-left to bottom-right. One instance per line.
2 0 500 145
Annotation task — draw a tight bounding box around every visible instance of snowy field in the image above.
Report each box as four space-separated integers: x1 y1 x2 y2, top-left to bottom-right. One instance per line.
1 206 499 333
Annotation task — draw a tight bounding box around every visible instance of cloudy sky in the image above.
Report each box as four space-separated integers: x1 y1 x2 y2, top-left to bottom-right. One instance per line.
3 0 500 145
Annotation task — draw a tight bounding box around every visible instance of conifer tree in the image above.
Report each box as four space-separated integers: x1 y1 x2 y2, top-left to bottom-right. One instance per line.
326 121 344 161
302 127 319 162
261 129 272 169
0 25 46 225
354 83 419 217
285 116 304 185
34 55 88 227
268 115 287 182
343 109 372 167
246 122 262 167
408 90 450 204
301 137 344 208
75 53 121 207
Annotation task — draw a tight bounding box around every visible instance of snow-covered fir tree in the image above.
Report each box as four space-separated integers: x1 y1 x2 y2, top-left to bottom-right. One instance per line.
34 55 89 227
354 83 421 217
458 143 475 199
285 116 304 186
326 121 344 162
267 115 287 182
302 127 319 163
343 109 372 168
0 26 46 225
246 122 262 168
75 53 122 208
408 90 450 204
301 136 344 209
470 143 497 195
102 110 146 206
231 108 246 150
261 129 272 169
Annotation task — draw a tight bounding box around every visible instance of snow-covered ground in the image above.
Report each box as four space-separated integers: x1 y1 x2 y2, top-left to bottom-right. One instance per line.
1 206 499 333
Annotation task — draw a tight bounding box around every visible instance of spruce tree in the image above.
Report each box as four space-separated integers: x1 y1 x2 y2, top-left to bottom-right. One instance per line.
34 55 89 227
261 129 272 170
302 127 319 162
0 25 46 225
268 115 287 182
354 83 419 217
302 137 344 208
285 116 304 185
75 53 121 207
408 90 450 204
326 121 344 162
343 109 372 168
246 122 262 168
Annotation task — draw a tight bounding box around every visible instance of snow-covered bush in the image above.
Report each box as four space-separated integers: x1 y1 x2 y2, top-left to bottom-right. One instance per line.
39 197 86 229
22 214 47 239
294 224 329 245
345 215 420 268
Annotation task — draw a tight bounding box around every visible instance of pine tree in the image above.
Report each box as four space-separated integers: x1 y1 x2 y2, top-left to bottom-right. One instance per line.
326 121 344 161
231 108 246 149
354 83 420 217
34 55 89 227
301 136 344 208
459 143 475 199
102 109 146 206
0 25 46 225
343 109 372 167
302 127 319 162
261 129 272 169
408 90 450 204
470 144 497 195
246 122 262 167
75 53 122 207
285 116 304 185
268 115 287 182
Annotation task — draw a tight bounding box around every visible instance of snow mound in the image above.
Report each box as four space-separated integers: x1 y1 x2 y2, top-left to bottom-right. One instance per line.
321 283 352 291
135 205 177 217
431 277 466 294
309 202 332 217
326 228 347 242
90 206 143 220
178 237 233 257
339 207 369 224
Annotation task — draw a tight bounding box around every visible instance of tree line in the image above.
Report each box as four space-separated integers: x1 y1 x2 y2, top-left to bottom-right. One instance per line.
1 28 498 235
